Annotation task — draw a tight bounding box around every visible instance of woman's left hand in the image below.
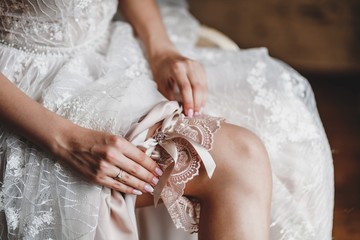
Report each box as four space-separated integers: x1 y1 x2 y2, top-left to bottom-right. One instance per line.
149 51 208 117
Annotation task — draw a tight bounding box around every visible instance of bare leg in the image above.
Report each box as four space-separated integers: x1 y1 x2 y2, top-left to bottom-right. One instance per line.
137 123 272 240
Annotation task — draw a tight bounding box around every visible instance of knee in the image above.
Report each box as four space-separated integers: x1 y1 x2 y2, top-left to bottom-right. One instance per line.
235 128 270 172
211 124 272 195
213 123 269 168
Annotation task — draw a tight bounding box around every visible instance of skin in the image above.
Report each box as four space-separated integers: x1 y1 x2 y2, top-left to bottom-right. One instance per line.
0 0 272 239
137 123 272 240
118 0 208 116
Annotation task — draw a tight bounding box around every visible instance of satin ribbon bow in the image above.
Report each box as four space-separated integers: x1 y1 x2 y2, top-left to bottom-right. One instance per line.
128 101 216 206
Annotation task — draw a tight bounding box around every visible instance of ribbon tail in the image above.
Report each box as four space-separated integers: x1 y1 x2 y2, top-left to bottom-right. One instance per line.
153 162 174 207
187 139 216 178
153 141 178 206
153 136 216 205
160 141 179 162
166 133 217 179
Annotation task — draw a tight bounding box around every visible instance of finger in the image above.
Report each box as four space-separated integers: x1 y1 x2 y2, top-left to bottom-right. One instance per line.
106 141 162 185
101 176 144 196
173 71 194 116
102 136 163 177
117 155 160 188
191 63 208 113
82 157 156 195
97 159 122 179
98 145 160 187
187 71 206 115
82 157 123 185
199 68 208 110
114 169 156 194
120 142 162 176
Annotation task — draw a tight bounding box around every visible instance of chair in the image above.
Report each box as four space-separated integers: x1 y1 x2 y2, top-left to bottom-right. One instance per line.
197 25 239 51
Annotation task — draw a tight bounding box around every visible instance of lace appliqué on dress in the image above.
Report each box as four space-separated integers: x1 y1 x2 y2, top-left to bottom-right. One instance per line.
154 114 224 233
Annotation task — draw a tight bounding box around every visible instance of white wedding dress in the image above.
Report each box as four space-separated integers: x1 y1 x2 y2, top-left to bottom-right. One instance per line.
0 0 334 239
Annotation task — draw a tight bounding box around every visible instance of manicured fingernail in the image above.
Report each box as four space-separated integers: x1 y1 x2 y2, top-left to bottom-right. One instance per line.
152 177 159 185
144 184 154 193
194 111 200 116
132 189 143 195
188 108 193 118
155 167 163 176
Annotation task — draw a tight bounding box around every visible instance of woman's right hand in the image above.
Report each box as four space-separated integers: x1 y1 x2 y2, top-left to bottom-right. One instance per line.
52 124 162 195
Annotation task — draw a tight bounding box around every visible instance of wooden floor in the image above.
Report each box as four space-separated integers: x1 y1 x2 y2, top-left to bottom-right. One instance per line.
309 75 360 239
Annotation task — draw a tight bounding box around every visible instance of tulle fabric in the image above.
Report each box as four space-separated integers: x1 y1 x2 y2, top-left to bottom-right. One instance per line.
0 0 334 239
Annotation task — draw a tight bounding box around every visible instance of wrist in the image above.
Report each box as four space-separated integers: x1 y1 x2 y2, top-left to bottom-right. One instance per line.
144 36 179 62
45 117 79 156
147 45 180 68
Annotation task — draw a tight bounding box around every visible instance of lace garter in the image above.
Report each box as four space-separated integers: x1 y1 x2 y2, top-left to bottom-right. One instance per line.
126 101 224 232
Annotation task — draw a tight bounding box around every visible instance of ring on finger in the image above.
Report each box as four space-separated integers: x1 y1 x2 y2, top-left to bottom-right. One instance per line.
115 168 124 181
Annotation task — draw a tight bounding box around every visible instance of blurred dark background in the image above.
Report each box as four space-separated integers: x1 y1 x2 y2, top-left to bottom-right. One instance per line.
188 0 360 239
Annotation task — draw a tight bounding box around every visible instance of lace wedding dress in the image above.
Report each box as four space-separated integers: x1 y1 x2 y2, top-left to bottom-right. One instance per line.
0 0 334 239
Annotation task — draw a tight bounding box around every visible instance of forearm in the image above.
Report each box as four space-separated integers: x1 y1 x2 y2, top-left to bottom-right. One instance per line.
0 73 161 192
0 73 74 152
118 0 178 60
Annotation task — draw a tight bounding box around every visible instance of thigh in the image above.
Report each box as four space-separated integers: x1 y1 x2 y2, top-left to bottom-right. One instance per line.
136 122 265 207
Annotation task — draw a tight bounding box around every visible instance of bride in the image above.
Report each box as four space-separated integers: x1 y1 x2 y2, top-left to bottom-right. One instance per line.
0 0 333 239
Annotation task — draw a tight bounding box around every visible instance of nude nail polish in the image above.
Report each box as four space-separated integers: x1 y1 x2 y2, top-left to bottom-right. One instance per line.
194 111 200 116
144 184 154 193
152 177 159 185
132 189 143 195
155 167 163 176
188 108 193 118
